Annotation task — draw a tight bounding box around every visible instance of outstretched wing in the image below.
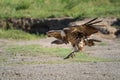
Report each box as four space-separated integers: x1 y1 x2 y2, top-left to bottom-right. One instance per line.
69 18 109 37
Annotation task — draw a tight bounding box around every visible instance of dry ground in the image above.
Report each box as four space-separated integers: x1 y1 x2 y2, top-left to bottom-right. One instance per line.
0 37 120 80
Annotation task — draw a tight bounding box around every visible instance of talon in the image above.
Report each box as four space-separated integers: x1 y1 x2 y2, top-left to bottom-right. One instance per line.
64 54 71 59
71 55 73 58
73 53 76 57
64 53 73 59
70 53 75 58
64 56 70 59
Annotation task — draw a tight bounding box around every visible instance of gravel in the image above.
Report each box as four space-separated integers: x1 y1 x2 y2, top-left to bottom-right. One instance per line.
0 38 120 80
0 62 120 80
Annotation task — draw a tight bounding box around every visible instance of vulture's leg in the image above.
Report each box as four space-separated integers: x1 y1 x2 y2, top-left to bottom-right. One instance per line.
64 45 79 59
64 38 85 59
64 50 79 59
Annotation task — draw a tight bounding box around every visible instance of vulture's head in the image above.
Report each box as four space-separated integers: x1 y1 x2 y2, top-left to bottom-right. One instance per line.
46 30 66 39
47 30 61 37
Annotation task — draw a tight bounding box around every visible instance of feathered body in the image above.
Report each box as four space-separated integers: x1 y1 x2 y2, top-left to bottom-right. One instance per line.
47 18 109 59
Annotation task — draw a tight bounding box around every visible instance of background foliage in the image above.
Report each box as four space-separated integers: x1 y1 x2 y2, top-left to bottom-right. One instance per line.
0 0 119 18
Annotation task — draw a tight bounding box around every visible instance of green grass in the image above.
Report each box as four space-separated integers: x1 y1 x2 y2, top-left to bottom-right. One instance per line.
5 44 71 57
5 44 114 63
0 29 45 40
0 0 119 18
74 53 112 62
98 42 108 46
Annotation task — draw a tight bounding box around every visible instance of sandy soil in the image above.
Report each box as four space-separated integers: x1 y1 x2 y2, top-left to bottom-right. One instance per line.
0 37 120 80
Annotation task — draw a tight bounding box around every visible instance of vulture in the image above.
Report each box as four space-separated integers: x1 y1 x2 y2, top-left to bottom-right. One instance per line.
47 18 109 59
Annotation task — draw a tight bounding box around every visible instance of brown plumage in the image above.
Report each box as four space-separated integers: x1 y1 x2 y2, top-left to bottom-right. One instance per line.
47 18 108 59
47 29 101 59
69 18 109 37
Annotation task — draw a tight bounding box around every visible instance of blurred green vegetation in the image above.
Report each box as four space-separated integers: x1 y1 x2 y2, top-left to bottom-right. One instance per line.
5 44 114 63
0 29 45 40
0 0 119 18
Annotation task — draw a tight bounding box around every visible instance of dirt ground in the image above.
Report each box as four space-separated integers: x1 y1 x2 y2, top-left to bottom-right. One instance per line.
0 37 120 80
